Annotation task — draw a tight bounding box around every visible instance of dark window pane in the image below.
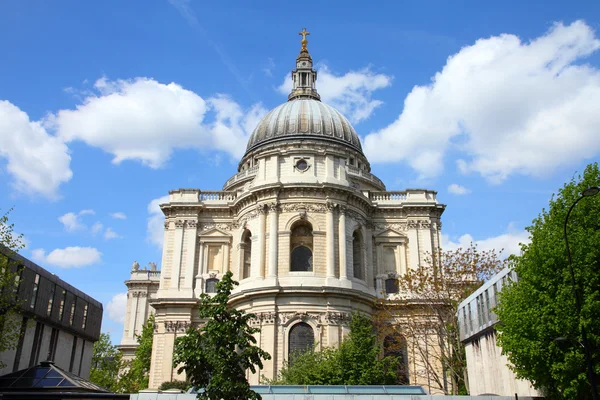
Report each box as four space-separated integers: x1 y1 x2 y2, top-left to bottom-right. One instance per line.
205 279 219 293
290 246 313 272
385 278 399 294
289 322 314 357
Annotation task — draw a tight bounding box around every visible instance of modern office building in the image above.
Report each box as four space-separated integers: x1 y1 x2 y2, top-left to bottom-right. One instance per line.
0 246 103 379
457 267 540 396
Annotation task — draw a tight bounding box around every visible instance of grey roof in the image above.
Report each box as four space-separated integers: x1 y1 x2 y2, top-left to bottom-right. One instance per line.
245 99 363 155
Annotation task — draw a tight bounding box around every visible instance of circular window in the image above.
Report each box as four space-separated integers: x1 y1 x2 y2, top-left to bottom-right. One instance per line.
296 159 308 171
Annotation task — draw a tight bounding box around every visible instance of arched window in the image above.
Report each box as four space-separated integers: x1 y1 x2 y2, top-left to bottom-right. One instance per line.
353 230 364 280
205 278 219 293
290 221 313 272
241 230 252 279
385 278 399 294
384 335 409 384
288 322 314 357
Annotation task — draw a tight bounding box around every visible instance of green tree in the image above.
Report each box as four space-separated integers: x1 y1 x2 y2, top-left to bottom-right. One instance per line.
268 313 399 385
376 244 507 394
173 271 270 400
496 163 600 399
0 208 26 369
90 333 123 392
119 314 154 393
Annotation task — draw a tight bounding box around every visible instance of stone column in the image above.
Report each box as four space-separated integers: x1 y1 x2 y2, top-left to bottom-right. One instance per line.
326 202 335 278
365 225 374 289
194 242 204 296
128 292 139 338
399 243 407 275
171 220 185 291
267 203 279 278
338 206 347 280
183 220 198 295
257 205 266 278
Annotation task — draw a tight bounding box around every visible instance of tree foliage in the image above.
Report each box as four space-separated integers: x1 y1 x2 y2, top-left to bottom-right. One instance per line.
0 208 26 369
90 333 123 392
376 244 507 394
496 163 600 399
119 314 154 393
173 271 270 400
158 380 190 391
267 313 399 385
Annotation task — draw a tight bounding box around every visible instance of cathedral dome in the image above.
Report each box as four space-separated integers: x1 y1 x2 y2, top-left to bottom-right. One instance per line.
244 30 363 156
245 99 363 154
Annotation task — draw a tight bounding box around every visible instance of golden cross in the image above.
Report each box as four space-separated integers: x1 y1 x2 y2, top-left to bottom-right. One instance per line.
299 28 310 49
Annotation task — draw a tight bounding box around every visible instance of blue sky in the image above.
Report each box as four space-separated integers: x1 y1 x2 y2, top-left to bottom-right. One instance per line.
1 0 599 343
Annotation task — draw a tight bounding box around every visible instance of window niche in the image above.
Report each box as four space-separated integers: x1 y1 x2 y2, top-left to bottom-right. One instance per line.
352 230 364 280
384 335 409 384
290 220 313 272
240 229 252 280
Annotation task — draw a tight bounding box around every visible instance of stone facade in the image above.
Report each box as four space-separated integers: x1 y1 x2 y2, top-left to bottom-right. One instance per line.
119 33 446 392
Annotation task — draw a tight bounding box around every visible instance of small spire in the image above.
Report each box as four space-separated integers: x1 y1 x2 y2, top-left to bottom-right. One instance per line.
299 28 310 52
288 28 320 101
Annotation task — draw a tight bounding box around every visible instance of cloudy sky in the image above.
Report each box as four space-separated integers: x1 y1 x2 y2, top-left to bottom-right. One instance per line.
1 0 599 343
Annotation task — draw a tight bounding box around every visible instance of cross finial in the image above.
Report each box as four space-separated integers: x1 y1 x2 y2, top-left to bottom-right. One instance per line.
299 28 310 51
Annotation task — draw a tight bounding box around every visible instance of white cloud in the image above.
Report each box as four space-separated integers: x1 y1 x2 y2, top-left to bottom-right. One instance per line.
58 209 95 232
104 227 122 240
263 57 276 77
442 227 530 257
49 77 267 166
0 101 72 198
147 195 169 248
278 65 392 124
364 21 600 182
31 246 102 268
91 222 103 234
110 212 127 220
106 292 127 324
448 183 471 195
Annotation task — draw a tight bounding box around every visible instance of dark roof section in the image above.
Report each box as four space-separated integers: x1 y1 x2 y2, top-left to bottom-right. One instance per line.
0 361 107 393
0 244 102 310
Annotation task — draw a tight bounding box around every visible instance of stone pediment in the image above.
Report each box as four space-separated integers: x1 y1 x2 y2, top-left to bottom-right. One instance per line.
198 227 232 237
374 228 406 238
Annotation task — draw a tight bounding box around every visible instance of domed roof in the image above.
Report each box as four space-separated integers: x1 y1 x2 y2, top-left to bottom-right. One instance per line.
245 99 363 154
244 32 363 156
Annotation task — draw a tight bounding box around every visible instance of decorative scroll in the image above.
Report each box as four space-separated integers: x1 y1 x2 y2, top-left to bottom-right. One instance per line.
131 291 147 298
324 311 352 324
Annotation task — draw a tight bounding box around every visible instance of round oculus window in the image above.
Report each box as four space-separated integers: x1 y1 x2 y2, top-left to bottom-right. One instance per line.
295 159 308 171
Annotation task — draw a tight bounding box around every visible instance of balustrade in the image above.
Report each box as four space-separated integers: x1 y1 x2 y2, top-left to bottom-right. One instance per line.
198 191 237 201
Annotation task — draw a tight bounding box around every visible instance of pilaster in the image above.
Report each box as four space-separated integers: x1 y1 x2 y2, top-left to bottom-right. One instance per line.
325 201 335 280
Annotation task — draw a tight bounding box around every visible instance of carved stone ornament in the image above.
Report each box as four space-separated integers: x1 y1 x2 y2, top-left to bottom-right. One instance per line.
186 220 198 229
164 321 191 333
325 201 336 212
338 205 347 215
278 311 323 325
132 291 147 298
209 272 217 278
175 220 185 229
164 221 170 230
132 260 140 271
280 203 328 214
249 312 277 326
256 204 267 215
148 262 157 271
198 223 235 231
268 202 279 213
324 311 352 324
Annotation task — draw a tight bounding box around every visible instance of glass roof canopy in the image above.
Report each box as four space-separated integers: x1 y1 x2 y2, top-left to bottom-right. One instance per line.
0 361 108 392
190 385 427 395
